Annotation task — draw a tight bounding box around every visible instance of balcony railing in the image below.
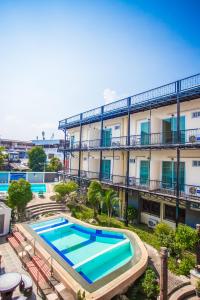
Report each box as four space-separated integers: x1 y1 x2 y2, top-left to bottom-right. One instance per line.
62 128 200 151
65 168 200 202
59 73 200 129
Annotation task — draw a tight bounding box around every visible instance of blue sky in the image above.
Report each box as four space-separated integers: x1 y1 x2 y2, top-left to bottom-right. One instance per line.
0 0 199 140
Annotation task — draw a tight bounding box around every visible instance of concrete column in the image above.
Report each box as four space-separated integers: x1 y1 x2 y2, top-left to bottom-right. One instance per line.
196 224 200 270
160 247 168 300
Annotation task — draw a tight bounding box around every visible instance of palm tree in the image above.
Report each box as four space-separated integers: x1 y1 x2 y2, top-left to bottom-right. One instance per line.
87 180 102 218
103 188 119 218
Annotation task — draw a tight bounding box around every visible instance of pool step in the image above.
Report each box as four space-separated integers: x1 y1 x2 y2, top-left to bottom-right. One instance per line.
26 202 67 211
26 202 68 218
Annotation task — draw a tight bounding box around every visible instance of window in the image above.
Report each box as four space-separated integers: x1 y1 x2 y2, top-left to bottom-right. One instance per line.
192 111 200 118
192 161 200 167
164 204 185 223
142 199 160 217
114 125 120 130
48 154 54 159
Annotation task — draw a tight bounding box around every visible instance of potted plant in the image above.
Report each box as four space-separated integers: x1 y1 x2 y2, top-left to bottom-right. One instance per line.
196 280 200 298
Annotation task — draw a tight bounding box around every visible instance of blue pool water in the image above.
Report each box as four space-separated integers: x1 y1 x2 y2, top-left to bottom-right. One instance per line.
0 183 46 193
30 217 133 284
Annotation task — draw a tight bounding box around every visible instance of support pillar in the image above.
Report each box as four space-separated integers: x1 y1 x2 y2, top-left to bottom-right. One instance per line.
176 80 181 228
99 106 104 181
160 247 168 300
78 115 83 178
124 97 131 226
196 224 200 271
63 129 67 171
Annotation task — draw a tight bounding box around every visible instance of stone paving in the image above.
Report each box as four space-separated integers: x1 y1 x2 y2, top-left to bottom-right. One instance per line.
0 237 42 299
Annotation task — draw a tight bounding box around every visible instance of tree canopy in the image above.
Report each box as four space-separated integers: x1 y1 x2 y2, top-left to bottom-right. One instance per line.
54 181 78 198
28 146 47 171
0 147 6 170
7 179 32 220
47 157 62 172
87 180 102 218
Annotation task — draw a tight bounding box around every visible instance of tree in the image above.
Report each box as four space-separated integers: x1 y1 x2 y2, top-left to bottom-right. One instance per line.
47 157 62 172
87 180 102 218
28 146 47 171
54 181 78 198
0 147 6 170
7 179 32 220
103 188 119 218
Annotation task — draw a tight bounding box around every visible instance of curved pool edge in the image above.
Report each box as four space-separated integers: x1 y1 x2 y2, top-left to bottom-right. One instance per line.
17 213 148 300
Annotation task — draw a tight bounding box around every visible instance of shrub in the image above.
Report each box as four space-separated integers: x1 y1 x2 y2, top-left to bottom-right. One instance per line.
141 268 159 299
54 181 78 198
127 206 138 223
177 255 195 276
154 222 175 250
175 224 198 253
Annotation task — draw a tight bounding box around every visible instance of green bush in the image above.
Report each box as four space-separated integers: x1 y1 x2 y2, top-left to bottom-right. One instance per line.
141 268 159 300
175 224 198 253
54 181 78 198
154 222 175 250
127 206 138 223
177 255 195 276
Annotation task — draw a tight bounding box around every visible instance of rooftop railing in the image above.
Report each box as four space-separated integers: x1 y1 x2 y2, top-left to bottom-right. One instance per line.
59 73 200 129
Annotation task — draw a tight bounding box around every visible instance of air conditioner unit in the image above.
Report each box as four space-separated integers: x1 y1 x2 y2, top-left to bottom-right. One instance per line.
148 218 158 229
189 135 200 143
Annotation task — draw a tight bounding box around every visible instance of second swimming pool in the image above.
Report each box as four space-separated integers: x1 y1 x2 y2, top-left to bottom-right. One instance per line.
0 183 46 193
30 217 133 284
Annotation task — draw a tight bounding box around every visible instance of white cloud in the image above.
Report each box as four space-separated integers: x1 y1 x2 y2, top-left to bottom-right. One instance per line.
103 88 118 104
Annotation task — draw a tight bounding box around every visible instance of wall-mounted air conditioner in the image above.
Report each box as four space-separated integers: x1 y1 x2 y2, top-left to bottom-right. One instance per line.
148 218 158 229
189 135 200 143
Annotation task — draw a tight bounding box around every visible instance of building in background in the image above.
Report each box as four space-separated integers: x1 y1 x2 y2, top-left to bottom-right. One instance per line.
59 73 200 228
31 139 68 167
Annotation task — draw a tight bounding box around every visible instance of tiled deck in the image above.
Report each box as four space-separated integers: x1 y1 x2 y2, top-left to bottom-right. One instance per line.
0 237 42 299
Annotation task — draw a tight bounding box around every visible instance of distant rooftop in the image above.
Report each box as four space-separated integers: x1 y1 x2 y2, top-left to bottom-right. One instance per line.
32 139 64 146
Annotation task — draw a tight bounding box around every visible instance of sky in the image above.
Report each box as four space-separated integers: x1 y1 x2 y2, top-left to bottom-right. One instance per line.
0 0 199 141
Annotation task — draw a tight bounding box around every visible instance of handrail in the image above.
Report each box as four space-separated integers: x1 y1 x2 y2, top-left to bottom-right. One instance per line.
59 73 200 128
65 169 200 201
63 128 200 149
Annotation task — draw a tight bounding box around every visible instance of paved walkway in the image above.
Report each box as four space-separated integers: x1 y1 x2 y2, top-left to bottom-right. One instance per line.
0 237 42 299
145 243 190 294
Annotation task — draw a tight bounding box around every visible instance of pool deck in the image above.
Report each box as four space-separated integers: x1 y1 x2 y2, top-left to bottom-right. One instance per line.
0 236 41 299
16 214 148 300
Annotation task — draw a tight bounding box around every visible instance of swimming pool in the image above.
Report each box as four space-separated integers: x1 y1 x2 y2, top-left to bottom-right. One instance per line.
29 217 133 284
0 183 46 193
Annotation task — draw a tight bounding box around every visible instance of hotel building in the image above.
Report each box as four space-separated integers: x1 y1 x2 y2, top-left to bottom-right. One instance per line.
59 73 200 228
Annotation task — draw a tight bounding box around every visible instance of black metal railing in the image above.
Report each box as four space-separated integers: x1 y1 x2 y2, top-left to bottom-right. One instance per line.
62 128 200 151
59 73 200 129
65 168 200 202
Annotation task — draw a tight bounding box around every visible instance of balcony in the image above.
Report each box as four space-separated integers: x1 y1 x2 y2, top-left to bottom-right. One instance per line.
64 168 200 203
61 128 200 151
59 73 200 130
